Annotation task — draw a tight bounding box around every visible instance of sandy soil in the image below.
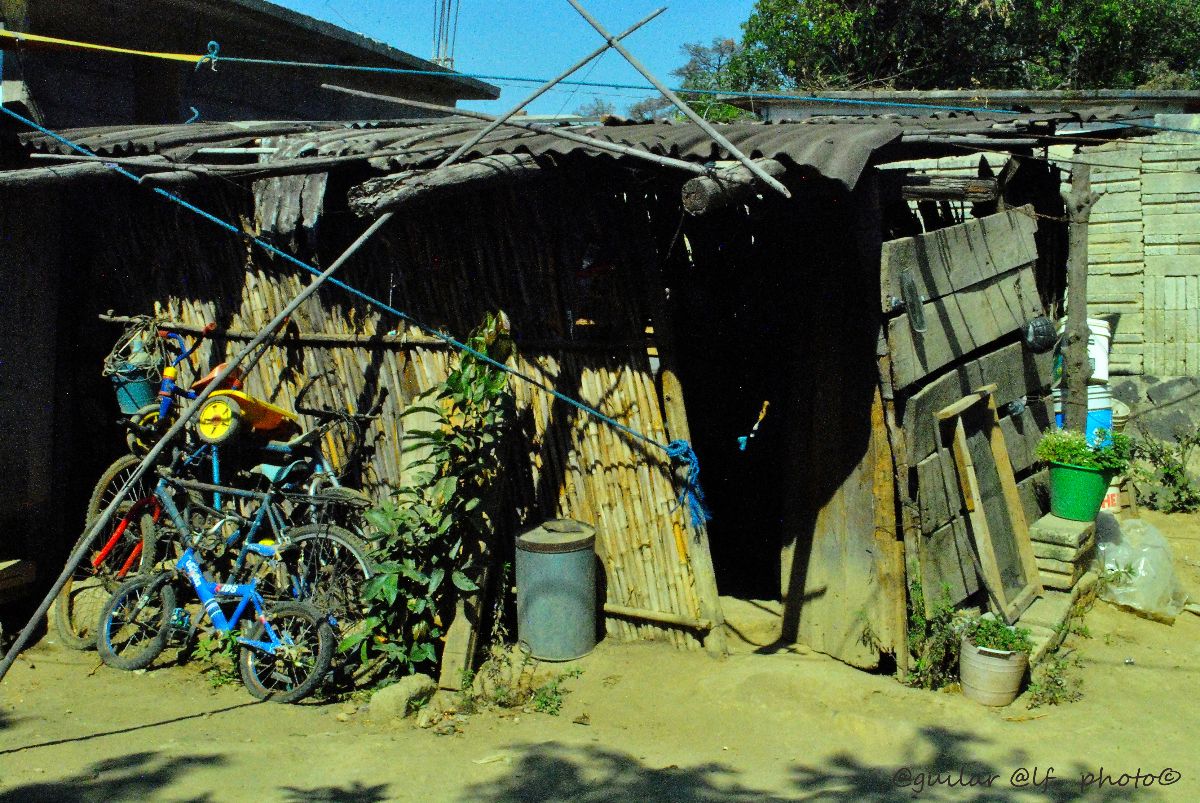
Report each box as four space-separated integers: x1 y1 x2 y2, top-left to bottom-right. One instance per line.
1 511 1198 802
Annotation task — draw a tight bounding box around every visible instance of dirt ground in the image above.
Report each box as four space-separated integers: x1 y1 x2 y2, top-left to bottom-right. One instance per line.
1 510 1198 802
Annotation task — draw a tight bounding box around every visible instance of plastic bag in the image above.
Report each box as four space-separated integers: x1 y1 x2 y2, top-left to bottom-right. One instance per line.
1093 514 1190 623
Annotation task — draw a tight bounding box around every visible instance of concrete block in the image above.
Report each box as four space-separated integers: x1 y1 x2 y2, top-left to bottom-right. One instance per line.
1029 515 1095 548
1039 565 1084 590
1033 535 1095 562
1037 556 1079 574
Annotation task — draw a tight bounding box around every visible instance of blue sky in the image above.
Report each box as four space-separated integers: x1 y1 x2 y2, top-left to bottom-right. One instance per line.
275 1 757 115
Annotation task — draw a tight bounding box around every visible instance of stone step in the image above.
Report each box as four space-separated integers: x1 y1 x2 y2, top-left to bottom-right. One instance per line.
1030 514 1095 548
1033 536 1095 562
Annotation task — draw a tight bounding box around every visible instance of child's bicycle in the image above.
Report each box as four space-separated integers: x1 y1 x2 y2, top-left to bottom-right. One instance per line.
97 547 333 703
95 468 342 702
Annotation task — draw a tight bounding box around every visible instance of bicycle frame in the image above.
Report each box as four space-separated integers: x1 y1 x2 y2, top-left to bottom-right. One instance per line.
174 546 287 655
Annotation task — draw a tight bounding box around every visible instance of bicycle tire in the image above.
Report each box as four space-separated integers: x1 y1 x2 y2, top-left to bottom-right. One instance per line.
97 573 176 671
238 600 333 703
269 524 374 618
55 498 159 650
269 523 381 685
87 454 154 522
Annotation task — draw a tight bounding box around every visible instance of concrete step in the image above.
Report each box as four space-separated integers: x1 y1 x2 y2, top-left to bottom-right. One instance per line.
1030 514 1095 548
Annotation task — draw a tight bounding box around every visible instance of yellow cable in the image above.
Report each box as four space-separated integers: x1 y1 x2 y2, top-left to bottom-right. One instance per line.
0 29 203 64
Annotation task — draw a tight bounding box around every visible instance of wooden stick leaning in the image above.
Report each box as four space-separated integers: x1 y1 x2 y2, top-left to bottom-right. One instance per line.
435 6 666 170
564 0 791 200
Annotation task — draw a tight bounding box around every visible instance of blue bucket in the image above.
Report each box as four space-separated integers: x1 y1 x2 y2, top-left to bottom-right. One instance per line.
1053 386 1114 446
112 365 157 414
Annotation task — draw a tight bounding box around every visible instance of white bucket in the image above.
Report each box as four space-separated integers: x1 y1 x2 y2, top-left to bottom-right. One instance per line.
1053 385 1115 444
1055 318 1111 384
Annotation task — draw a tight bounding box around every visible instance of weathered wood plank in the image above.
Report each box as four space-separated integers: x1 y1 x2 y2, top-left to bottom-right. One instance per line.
887 264 1045 391
1017 470 1051 527
920 517 979 607
880 205 1038 310
916 449 959 535
900 343 1054 466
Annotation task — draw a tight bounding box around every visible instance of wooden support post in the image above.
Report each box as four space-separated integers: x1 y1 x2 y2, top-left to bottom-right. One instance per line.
1063 165 1100 432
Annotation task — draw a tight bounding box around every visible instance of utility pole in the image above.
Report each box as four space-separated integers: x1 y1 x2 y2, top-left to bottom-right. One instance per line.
1063 164 1101 432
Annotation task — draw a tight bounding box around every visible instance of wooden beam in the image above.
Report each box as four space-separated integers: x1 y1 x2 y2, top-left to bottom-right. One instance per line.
348 154 542 217
899 174 998 202
1063 166 1101 431
680 159 788 216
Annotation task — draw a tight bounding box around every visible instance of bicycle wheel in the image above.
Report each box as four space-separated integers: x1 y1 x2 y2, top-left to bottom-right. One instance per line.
54 499 159 650
238 601 333 703
268 523 380 684
271 523 374 625
97 573 176 671
87 454 155 521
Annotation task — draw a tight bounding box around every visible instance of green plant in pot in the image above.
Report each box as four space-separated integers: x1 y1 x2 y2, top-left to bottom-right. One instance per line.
959 616 1033 707
1036 428 1132 522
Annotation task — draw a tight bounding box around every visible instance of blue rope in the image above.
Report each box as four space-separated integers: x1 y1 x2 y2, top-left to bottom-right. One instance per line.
665 440 711 528
0 103 713 528
185 106 201 124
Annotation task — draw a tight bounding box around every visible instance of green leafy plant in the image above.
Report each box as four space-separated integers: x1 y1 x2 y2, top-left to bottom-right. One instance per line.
1026 653 1084 708
905 580 967 690
1131 429 1200 512
191 631 240 688
964 617 1033 654
341 313 514 680
531 668 583 715
1036 429 1132 472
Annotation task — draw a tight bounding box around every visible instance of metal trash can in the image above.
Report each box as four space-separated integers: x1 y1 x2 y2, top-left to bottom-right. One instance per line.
516 519 597 661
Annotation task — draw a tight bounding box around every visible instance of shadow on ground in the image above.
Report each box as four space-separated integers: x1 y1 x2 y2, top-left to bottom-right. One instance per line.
0 751 223 803
461 727 1149 801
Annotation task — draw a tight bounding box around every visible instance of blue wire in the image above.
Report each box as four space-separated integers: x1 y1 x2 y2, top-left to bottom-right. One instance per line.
191 39 1200 135
0 102 714 527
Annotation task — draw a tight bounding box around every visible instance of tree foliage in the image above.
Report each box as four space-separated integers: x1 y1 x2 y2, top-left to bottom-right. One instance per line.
734 0 1200 90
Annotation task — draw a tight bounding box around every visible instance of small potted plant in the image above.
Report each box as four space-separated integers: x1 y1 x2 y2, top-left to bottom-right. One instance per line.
1035 428 1132 522
959 616 1033 706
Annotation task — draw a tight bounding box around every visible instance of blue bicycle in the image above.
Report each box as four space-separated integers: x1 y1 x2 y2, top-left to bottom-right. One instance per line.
96 474 336 703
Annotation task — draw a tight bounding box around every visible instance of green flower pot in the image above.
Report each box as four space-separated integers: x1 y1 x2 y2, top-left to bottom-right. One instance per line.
1048 462 1117 522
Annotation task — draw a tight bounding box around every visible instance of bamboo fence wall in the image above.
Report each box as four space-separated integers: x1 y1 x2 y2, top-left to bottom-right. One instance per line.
82 176 708 649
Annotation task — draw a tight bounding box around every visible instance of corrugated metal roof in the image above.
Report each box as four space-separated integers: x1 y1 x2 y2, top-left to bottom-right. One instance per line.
18 110 1106 189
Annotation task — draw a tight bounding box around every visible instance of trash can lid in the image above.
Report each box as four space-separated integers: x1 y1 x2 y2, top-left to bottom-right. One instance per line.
516 519 596 554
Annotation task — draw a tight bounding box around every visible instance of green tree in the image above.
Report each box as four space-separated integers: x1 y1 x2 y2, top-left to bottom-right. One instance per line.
574 97 616 118
736 0 1200 91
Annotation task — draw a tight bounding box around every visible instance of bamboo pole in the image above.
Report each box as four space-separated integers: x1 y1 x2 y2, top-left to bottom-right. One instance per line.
564 0 790 200
437 7 666 169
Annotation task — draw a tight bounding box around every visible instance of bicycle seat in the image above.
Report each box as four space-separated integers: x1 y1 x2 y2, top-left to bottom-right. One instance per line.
191 363 243 392
250 460 310 486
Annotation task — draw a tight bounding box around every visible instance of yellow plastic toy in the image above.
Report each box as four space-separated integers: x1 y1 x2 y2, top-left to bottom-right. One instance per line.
195 390 300 446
